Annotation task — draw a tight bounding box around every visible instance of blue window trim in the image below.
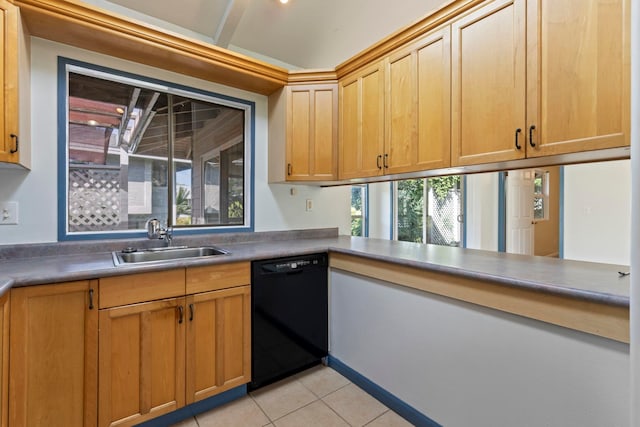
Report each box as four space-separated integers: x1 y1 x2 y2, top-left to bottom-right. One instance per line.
389 181 395 240
363 184 370 237
462 175 467 248
57 57 255 241
559 166 565 258
498 172 507 252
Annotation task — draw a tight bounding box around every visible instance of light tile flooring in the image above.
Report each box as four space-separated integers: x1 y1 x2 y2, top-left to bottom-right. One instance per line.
171 365 413 427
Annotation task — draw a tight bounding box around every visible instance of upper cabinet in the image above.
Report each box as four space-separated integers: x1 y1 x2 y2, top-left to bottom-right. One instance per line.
525 0 629 157
386 27 451 174
451 0 526 166
339 26 452 180
339 61 385 179
269 82 338 182
451 0 629 166
0 0 30 169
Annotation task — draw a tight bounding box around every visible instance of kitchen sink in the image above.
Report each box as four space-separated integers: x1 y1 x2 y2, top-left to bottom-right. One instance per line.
112 246 229 266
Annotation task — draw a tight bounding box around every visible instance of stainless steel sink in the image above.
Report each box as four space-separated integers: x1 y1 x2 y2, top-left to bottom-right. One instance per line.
112 246 229 266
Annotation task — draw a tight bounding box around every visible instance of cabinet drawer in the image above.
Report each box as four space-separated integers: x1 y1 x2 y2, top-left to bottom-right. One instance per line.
99 269 185 308
186 262 250 294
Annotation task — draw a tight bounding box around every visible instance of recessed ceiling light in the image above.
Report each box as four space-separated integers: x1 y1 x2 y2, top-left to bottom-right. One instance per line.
115 107 125 114
279 0 289 4
87 119 98 126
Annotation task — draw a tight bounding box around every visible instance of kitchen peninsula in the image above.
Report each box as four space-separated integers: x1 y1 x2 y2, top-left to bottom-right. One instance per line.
0 229 629 427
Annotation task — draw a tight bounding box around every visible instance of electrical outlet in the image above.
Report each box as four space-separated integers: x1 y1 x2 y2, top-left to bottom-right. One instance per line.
0 201 18 225
305 199 313 212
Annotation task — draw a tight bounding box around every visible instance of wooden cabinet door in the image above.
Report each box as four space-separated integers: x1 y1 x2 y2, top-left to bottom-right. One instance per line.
98 297 185 427
0 293 9 427
385 48 416 174
385 26 452 174
0 0 18 164
339 61 385 179
416 27 452 171
287 84 337 181
451 0 526 166
525 0 630 157
10 281 98 427
186 285 251 404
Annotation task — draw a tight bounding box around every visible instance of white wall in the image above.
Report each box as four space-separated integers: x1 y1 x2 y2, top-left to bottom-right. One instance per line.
465 172 499 251
563 160 631 265
330 269 630 427
367 182 392 240
0 37 350 245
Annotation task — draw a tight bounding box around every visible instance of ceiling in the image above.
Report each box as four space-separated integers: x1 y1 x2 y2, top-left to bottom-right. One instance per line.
87 0 446 69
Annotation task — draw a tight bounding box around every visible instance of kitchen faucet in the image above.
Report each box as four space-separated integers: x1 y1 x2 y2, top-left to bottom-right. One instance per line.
146 218 173 246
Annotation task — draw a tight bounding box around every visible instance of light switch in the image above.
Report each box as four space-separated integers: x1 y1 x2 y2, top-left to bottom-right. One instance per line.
0 201 18 225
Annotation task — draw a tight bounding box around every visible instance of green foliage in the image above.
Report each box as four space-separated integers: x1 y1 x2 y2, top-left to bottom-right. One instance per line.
351 217 363 236
228 200 243 219
430 176 460 201
176 187 191 216
397 179 424 243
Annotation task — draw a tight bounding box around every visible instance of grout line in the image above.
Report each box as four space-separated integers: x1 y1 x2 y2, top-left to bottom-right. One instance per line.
363 409 390 426
249 393 274 423
321 398 356 427
273 398 320 422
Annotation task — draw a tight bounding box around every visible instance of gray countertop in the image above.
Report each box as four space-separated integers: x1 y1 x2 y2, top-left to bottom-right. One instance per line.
0 234 630 307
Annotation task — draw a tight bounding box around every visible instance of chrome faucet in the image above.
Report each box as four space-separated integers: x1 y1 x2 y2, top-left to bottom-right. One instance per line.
146 218 173 246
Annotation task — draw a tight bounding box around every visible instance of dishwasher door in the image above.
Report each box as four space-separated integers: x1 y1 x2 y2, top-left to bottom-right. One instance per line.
250 253 328 390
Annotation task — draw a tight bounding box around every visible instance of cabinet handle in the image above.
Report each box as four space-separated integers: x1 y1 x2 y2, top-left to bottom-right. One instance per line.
287 163 292 176
383 154 389 169
529 125 536 148
514 128 522 150
376 155 382 169
88 288 94 310
178 305 184 324
9 134 18 154
189 303 194 321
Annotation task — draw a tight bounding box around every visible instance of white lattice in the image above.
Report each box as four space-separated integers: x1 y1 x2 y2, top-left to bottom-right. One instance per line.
69 168 120 232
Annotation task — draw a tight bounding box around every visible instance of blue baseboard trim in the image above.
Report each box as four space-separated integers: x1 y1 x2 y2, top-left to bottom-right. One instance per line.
135 385 247 426
327 356 442 427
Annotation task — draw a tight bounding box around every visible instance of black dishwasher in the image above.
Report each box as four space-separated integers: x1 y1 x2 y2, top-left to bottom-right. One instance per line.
249 253 328 390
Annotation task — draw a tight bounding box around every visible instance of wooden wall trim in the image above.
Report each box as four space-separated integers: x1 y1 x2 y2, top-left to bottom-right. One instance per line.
13 0 290 95
329 253 630 344
287 69 338 85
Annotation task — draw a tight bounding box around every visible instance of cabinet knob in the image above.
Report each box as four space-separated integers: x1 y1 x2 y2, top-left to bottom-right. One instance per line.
514 128 522 150
9 134 18 154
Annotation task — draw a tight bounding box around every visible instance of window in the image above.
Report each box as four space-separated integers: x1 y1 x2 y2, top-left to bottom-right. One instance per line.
351 185 368 237
394 176 463 246
533 169 549 221
59 59 253 239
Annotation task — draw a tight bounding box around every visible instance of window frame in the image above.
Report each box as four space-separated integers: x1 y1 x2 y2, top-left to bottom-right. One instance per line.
350 184 369 237
533 169 550 222
57 57 255 241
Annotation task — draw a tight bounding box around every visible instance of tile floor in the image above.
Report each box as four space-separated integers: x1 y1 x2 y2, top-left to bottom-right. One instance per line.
171 365 413 427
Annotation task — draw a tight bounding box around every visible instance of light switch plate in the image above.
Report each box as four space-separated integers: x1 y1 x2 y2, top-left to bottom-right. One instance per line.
0 201 18 225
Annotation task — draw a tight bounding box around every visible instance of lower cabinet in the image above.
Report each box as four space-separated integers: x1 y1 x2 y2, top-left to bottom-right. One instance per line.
9 281 98 427
6 264 251 427
186 286 251 404
98 297 186 427
98 263 251 427
0 292 9 427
